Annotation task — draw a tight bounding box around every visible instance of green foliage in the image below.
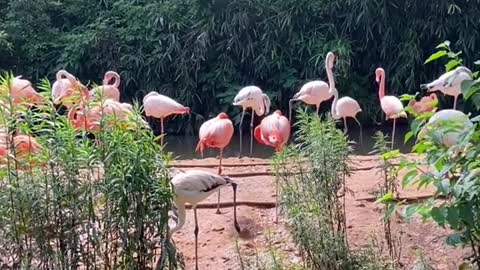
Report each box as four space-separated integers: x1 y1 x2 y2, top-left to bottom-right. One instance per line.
1 0 480 132
0 73 181 268
274 110 391 270
397 42 480 267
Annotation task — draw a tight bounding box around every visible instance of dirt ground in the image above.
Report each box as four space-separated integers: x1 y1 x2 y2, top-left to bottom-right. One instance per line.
169 155 468 270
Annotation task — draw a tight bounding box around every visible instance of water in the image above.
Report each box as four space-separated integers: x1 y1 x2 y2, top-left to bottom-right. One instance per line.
162 124 414 160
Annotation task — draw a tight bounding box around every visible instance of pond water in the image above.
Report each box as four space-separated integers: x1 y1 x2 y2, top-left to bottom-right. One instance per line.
162 124 414 160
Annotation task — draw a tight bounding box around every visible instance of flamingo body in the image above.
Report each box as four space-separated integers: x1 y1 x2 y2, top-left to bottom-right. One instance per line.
90 71 121 101
8 76 44 105
52 70 89 107
254 110 290 152
409 93 438 115
233 86 271 116
196 113 234 154
419 109 472 147
143 92 189 118
293 81 331 107
380 96 406 119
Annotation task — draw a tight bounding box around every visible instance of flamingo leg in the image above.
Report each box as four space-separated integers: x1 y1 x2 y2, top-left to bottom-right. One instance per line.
453 95 458 110
232 183 241 233
316 104 320 115
194 206 199 270
250 108 254 156
239 109 246 158
391 118 396 150
354 117 363 144
288 99 295 122
160 117 165 147
343 117 348 134
216 148 223 214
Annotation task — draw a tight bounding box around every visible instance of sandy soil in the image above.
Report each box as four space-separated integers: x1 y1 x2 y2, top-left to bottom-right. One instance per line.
169 156 468 270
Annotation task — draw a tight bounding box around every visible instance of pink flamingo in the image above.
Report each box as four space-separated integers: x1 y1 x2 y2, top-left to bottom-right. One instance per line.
7 76 44 106
233 86 271 157
0 132 43 169
90 71 121 101
254 110 290 222
52 70 89 108
376 68 407 149
196 112 234 214
289 52 335 121
327 52 362 141
408 93 438 115
143 91 190 146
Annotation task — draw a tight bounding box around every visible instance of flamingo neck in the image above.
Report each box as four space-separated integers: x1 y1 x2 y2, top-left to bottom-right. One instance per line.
330 89 340 119
169 203 186 235
378 73 386 100
326 60 335 91
104 72 120 88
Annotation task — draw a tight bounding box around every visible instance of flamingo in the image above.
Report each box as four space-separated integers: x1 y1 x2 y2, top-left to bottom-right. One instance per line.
232 86 271 157
52 70 89 108
408 93 438 115
90 71 121 102
0 132 43 169
196 112 234 214
254 110 290 222
7 76 44 106
289 52 335 121
376 68 407 149
327 53 362 141
420 66 472 110
417 109 472 147
169 170 241 270
143 91 190 146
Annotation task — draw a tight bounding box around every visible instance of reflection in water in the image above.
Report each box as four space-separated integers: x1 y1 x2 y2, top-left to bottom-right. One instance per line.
163 124 414 160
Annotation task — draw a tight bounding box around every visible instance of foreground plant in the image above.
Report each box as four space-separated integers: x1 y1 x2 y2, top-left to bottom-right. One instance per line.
0 72 181 269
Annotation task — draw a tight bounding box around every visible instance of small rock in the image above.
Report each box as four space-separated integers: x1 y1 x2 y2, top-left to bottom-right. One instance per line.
356 203 366 207
221 256 230 262
244 242 255 248
213 227 225 232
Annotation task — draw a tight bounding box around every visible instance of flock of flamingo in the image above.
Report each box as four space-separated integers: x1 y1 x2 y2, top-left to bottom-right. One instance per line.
0 50 475 270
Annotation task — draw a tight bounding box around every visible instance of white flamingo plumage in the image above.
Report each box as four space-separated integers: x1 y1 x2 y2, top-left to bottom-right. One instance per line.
289 52 335 121
232 86 271 157
143 91 190 146
418 109 473 147
169 170 241 270
420 66 472 110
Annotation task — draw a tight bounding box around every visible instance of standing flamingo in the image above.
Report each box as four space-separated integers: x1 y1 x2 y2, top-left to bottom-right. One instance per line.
327 53 362 141
196 112 234 214
289 52 335 121
90 71 121 102
232 86 271 157
420 66 472 110
254 110 290 222
169 170 241 270
376 68 407 149
143 91 190 146
52 70 89 108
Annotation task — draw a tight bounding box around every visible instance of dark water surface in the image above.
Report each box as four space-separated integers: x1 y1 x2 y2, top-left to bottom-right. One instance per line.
162 124 414 160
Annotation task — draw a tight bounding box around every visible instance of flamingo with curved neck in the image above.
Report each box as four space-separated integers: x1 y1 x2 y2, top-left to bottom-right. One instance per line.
328 53 363 142
90 71 121 102
288 52 334 121
376 67 407 149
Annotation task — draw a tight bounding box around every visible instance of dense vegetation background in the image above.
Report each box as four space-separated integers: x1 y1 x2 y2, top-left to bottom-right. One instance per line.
0 0 479 134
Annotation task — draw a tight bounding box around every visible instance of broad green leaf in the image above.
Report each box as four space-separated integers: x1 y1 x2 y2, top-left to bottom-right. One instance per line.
461 80 476 99
377 192 394 203
404 131 414 143
404 205 418 221
384 202 398 221
381 150 400 160
430 207 447 226
424 50 447 64
474 60 480 65
445 59 460 71
436 41 450 49
446 207 460 229
446 233 464 246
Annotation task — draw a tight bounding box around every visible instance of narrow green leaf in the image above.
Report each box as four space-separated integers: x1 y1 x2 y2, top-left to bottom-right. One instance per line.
445 59 460 71
424 50 447 64
404 205 418 221
377 192 394 203
402 169 418 187
404 131 414 143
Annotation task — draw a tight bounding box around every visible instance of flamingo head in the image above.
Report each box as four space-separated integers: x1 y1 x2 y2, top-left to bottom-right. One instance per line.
103 71 120 86
217 112 229 119
375 68 385 83
326 52 336 69
273 110 283 116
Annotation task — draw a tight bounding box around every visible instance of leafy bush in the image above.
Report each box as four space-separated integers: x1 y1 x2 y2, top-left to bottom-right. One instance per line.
0 73 181 269
274 111 391 270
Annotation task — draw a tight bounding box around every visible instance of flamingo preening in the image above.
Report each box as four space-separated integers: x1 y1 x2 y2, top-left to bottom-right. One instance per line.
232 86 271 157
289 52 335 121
408 93 438 115
420 66 472 110
326 52 362 142
196 112 234 214
52 70 89 108
90 71 121 102
169 170 241 270
254 110 290 222
143 91 190 146
376 68 407 149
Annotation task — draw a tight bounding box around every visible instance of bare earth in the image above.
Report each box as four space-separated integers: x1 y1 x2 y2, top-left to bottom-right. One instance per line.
169 155 467 270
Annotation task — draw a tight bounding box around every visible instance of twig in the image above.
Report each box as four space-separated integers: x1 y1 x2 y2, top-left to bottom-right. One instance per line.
186 201 276 209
